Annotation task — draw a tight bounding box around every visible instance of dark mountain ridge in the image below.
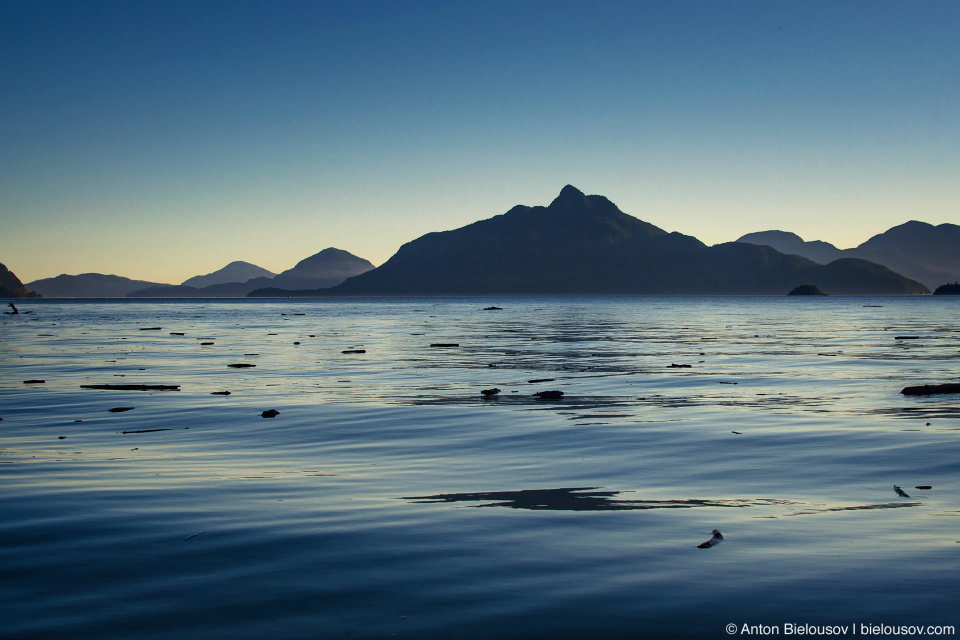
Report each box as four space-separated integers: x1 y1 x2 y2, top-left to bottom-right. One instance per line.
251 186 928 296
1 262 41 298
738 221 960 290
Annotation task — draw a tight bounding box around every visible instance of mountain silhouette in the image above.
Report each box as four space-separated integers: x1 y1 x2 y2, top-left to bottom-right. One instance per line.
181 261 276 288
738 222 960 289
127 248 374 297
27 273 172 298
249 186 928 296
736 231 843 265
1 262 41 298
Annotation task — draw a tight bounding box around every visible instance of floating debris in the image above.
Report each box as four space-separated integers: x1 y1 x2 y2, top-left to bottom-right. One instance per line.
139 327 162 331
261 409 280 418
731 431 742 434
528 378 555 383
108 407 135 413
200 342 214 345
480 388 501 396
169 332 185 336
122 428 173 434
894 336 920 340
534 390 564 400
914 485 933 490
228 364 257 368
342 349 366 354
697 529 724 549
211 391 231 396
430 343 460 348
483 306 503 310
183 531 206 541
668 364 692 368
901 383 960 396
58 435 66 439
893 485 910 498
82 384 180 391
23 379 45 384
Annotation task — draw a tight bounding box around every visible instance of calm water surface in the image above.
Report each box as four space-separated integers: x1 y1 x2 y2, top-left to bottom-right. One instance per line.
1 297 958 639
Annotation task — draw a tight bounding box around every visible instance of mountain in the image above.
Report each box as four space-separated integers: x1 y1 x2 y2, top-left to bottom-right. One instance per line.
268 248 375 290
850 221 960 290
127 248 374 297
738 222 960 289
1 262 41 298
250 186 928 296
26 273 172 298
181 261 276 288
736 231 843 264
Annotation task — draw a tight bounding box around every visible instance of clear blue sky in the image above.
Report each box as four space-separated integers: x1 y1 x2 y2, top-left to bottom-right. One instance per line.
2 0 958 284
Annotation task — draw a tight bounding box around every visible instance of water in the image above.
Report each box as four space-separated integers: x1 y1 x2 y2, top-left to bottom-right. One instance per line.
1 297 958 639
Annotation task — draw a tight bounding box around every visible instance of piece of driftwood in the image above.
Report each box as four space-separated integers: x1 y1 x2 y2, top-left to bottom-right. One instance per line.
81 384 180 391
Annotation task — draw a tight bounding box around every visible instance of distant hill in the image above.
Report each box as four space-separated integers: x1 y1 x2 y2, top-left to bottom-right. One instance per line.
736 231 843 264
1 262 41 298
268 248 375 290
250 186 928 296
27 273 171 298
127 248 374 297
738 221 960 289
181 261 276 288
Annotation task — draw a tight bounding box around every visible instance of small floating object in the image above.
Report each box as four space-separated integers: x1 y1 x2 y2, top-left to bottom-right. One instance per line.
483 306 503 310
211 391 231 396
901 383 960 396
200 342 214 345
719 381 738 385
668 363 692 368
731 431 742 434
697 529 724 548
58 435 66 439
244 353 259 356
342 349 366 354
293 341 300 345
480 388 500 396
139 327 162 331
122 428 172 434
893 485 910 498
528 378 555 383
914 485 933 490
23 379 45 384
261 409 280 418
81 384 180 391
108 407 135 413
534 390 564 400
169 332 185 335
183 531 206 541
228 363 257 368
430 343 460 348
894 336 920 340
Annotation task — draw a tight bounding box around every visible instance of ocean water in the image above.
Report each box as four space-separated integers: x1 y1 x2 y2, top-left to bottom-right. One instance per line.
1 296 958 639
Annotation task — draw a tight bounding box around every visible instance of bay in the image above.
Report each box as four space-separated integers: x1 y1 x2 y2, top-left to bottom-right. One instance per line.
1 296 958 639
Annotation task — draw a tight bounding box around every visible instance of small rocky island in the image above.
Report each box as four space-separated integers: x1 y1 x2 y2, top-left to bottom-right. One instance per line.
787 284 827 295
932 282 960 295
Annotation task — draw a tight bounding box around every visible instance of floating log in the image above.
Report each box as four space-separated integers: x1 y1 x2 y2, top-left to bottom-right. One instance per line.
901 383 960 396
668 363 692 368
534 390 564 400
211 391 231 396
430 343 460 348
122 428 173 434
261 409 279 418
23 379 45 384
528 378 555 383
81 384 180 391
481 388 500 396
139 327 162 331
342 349 366 354
108 407 135 413
227 364 256 368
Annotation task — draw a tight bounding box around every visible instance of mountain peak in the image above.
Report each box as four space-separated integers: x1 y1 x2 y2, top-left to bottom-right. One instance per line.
550 185 588 210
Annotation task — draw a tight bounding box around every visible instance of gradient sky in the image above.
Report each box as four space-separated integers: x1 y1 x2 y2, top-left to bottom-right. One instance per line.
2 0 958 284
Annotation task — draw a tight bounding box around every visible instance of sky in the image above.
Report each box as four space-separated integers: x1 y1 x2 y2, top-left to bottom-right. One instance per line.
1 0 958 284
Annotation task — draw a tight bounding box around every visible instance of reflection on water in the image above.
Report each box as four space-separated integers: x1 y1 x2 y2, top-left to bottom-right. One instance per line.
403 487 793 511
